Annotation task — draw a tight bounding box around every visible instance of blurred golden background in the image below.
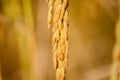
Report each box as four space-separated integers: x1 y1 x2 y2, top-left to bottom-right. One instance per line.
0 0 119 80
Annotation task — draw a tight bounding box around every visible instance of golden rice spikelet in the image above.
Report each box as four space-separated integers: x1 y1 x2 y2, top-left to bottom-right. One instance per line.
47 0 69 80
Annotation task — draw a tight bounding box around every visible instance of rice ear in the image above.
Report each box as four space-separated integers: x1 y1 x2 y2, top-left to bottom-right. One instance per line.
47 0 69 80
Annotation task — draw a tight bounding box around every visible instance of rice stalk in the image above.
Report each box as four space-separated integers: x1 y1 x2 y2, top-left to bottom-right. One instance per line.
1 0 30 80
15 0 36 79
47 0 69 80
111 0 120 80
22 0 34 29
22 0 37 80
1 0 36 80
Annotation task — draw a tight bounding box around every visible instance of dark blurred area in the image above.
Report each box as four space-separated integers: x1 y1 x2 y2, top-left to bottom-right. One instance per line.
0 0 119 80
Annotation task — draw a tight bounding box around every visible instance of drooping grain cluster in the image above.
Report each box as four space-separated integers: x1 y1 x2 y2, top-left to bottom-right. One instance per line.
47 0 69 80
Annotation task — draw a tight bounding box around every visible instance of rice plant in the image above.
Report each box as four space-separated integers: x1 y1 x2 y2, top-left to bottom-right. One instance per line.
0 0 120 80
